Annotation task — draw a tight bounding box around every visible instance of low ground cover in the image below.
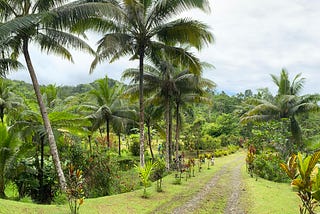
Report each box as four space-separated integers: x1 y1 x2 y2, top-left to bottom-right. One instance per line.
0 151 303 214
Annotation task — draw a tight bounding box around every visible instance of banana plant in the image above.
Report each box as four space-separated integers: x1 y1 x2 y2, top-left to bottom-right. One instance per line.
280 150 320 214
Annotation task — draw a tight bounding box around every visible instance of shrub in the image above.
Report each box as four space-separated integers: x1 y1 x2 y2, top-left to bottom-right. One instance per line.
253 153 288 182
129 134 140 156
116 169 140 193
84 152 120 198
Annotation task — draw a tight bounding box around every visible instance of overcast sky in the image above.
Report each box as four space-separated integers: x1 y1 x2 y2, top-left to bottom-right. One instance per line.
8 0 320 95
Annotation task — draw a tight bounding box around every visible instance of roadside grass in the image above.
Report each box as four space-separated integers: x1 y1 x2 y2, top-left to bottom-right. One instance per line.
242 165 300 214
0 151 310 214
0 153 239 214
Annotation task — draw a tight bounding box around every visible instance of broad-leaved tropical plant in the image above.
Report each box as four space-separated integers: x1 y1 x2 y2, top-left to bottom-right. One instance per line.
280 150 320 214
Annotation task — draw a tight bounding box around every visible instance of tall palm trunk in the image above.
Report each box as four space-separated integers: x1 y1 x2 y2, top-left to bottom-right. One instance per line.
165 99 170 169
175 102 180 160
22 39 66 191
169 101 173 164
147 124 154 161
139 51 145 167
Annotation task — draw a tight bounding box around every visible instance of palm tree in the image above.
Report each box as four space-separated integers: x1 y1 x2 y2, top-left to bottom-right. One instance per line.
173 75 215 160
82 76 135 148
144 103 163 162
0 0 98 190
241 69 319 149
271 68 305 96
88 0 213 166
123 60 215 168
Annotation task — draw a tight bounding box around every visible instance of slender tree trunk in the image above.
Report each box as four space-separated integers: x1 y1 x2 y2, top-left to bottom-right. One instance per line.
169 100 173 165
40 137 44 202
22 39 66 191
0 108 4 124
139 51 145 167
165 99 170 169
88 135 92 156
106 119 110 148
175 102 180 160
0 166 5 198
147 124 154 161
118 133 121 156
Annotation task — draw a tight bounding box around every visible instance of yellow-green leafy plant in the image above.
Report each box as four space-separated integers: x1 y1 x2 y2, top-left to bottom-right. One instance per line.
135 161 158 198
280 151 320 214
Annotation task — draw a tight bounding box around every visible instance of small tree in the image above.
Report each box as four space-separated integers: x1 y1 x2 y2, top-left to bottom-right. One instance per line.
135 161 158 198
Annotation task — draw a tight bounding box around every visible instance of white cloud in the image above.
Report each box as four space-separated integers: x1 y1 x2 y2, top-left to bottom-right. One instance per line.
8 0 320 95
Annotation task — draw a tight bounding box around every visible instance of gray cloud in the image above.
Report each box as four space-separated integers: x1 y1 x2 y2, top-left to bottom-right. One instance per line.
8 0 320 95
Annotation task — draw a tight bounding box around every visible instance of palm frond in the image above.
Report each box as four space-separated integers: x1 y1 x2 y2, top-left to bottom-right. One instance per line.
155 18 213 50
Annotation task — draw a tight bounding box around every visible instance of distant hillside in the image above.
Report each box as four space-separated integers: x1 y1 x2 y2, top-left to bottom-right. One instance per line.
7 76 121 99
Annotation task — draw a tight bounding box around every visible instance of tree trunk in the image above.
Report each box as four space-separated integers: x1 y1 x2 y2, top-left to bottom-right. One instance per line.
139 51 145 167
165 99 170 169
175 102 180 160
39 136 44 202
88 135 92 156
118 133 121 156
0 108 4 124
106 119 110 148
169 100 173 165
0 169 5 198
22 39 66 191
147 124 154 161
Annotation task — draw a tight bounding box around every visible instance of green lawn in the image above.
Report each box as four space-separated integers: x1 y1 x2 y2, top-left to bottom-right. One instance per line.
0 151 303 214
242 165 300 214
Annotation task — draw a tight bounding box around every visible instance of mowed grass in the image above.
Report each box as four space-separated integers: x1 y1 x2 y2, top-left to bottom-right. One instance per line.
0 151 304 214
242 164 300 214
0 153 238 214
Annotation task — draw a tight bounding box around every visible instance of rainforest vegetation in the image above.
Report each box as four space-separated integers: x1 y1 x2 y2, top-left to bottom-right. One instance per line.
0 0 320 213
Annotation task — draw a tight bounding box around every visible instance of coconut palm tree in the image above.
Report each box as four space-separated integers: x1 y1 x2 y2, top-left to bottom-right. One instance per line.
82 76 135 148
0 0 101 190
123 60 215 168
173 75 215 160
241 69 319 149
88 0 213 166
